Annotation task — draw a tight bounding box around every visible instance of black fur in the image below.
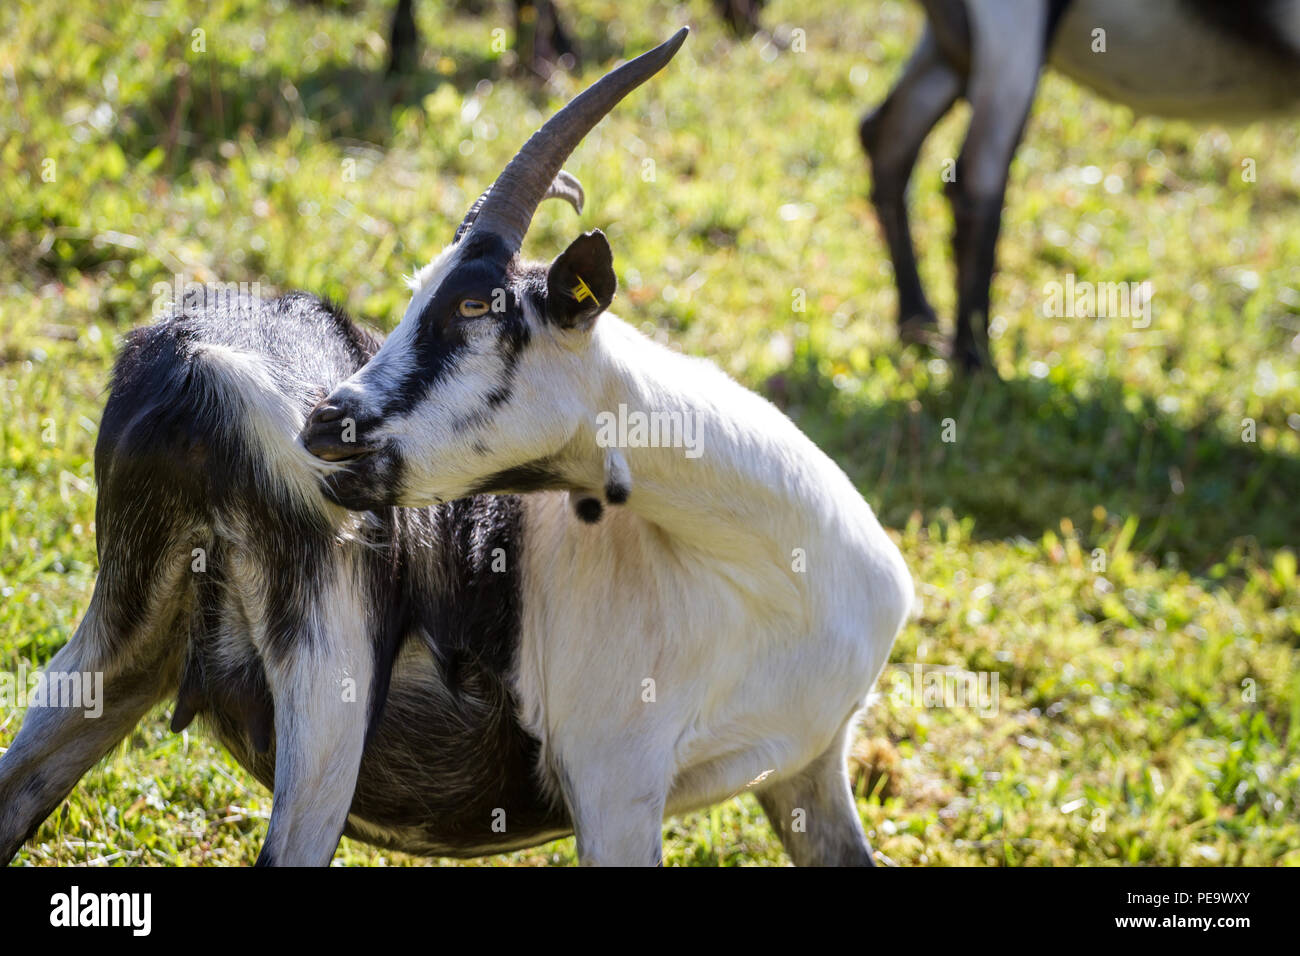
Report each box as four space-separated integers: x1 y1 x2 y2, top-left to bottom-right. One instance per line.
1045 0 1073 43
1184 0 1300 61
468 457 568 495
387 240 519 418
364 234 533 456
574 497 604 523
546 231 616 329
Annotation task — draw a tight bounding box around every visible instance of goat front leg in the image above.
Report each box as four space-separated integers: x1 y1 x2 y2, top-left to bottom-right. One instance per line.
254 567 373 867
948 0 1047 372
555 746 669 867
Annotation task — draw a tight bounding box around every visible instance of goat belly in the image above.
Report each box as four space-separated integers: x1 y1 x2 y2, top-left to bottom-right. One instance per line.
195 638 571 858
345 667 573 857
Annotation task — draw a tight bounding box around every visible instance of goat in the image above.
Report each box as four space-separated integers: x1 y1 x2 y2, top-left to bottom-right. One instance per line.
860 0 1300 371
0 28 913 867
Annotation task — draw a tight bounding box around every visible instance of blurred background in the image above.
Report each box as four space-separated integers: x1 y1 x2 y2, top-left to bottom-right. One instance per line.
1 0 1297 865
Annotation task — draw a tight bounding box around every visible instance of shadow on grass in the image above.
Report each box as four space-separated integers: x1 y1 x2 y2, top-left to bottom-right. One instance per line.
770 349 1300 571
111 54 499 171
108 14 637 173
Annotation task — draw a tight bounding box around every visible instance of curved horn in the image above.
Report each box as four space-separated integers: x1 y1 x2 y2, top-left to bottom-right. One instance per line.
453 170 585 244
544 169 585 215
460 26 688 251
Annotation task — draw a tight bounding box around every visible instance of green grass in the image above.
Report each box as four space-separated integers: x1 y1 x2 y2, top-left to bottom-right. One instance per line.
1 0 1298 866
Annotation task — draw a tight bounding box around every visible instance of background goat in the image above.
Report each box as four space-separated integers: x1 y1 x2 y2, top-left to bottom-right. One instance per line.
0 28 912 867
861 0 1300 371
386 0 765 76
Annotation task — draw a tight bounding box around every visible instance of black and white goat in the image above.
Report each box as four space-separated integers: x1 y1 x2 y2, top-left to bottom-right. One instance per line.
0 28 912 867
861 0 1300 370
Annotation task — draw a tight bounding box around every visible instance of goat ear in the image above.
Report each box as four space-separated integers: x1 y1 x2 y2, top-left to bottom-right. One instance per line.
547 230 615 330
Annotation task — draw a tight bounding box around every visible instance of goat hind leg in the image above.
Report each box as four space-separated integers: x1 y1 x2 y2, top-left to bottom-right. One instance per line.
0 589 182 864
859 26 963 345
948 1 1046 372
756 720 873 866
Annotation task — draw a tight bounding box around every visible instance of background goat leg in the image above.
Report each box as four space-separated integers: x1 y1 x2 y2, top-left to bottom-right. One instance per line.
386 0 418 76
946 1 1046 371
860 25 964 346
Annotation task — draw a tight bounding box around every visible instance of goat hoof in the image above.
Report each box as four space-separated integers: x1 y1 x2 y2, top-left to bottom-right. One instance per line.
898 314 942 350
950 342 999 379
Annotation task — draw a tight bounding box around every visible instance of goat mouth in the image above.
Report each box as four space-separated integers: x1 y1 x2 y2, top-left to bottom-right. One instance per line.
311 444 377 463
299 427 381 463
317 445 402 512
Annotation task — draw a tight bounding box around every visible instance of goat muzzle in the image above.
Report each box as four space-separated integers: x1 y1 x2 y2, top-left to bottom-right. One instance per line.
301 403 377 462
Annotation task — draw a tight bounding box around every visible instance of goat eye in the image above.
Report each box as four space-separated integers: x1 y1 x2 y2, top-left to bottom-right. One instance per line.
458 298 491 318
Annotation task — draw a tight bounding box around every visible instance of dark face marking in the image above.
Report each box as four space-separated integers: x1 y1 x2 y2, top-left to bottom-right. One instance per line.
384 233 532 421
305 236 550 509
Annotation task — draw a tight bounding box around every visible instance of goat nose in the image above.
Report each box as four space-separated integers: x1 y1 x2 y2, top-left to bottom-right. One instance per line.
302 403 375 462
312 403 346 424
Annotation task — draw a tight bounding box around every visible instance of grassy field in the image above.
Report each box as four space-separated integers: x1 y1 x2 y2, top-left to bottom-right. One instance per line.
1 0 1298 866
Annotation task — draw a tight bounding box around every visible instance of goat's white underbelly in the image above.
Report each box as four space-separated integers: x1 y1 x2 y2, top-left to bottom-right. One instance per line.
1048 0 1300 120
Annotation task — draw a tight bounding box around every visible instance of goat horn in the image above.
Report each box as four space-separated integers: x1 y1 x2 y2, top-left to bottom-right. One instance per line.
543 169 585 214
454 170 585 243
459 26 688 252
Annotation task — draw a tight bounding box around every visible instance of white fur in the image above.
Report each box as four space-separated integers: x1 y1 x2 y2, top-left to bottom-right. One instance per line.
321 224 915 863
322 212 916 863
257 551 374 866
193 343 341 510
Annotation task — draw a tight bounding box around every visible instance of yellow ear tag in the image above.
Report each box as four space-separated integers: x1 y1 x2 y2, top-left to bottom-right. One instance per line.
571 275 595 304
